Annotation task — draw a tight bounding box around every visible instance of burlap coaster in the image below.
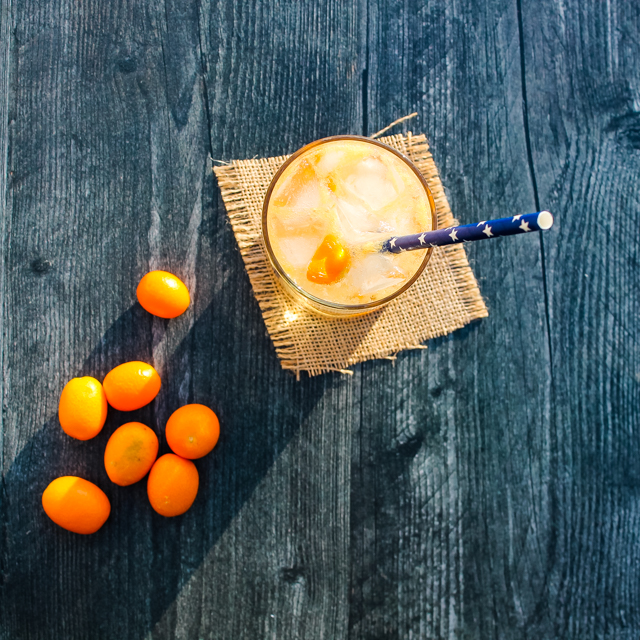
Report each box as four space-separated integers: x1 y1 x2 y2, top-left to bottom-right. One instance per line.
214 132 488 377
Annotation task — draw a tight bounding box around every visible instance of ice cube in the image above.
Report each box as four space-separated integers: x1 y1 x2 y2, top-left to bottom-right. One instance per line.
292 183 321 210
278 234 321 269
270 208 327 270
344 157 399 211
336 198 380 236
274 208 324 234
315 149 345 177
379 194 422 235
272 160 321 210
347 253 407 296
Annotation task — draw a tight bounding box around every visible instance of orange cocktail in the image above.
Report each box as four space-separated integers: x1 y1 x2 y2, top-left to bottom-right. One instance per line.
263 136 436 316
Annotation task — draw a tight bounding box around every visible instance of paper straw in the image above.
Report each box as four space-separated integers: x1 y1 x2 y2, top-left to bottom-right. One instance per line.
382 211 554 253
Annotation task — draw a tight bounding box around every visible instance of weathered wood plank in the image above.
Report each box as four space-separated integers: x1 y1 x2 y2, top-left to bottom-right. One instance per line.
0 1 363 640
202 0 366 159
522 0 640 636
356 1 553 638
148 3 365 638
0 0 12 485
0 0 214 635
2 0 638 637
150 377 354 640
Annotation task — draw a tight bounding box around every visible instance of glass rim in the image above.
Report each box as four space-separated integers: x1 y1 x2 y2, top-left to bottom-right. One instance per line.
261 134 438 312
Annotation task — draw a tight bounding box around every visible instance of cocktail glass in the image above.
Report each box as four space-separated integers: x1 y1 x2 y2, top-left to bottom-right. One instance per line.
262 135 437 317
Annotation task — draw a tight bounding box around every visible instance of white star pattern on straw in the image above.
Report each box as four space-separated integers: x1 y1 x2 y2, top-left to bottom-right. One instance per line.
477 220 487 226
482 225 493 237
449 229 458 241
390 238 397 248
512 214 523 222
418 233 426 245
519 220 530 232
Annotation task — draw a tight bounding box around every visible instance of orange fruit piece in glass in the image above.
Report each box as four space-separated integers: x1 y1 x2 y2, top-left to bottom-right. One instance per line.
272 159 316 207
306 234 351 284
147 454 199 517
103 361 161 411
42 476 111 534
136 270 190 319
58 376 108 440
104 422 159 486
165 404 220 460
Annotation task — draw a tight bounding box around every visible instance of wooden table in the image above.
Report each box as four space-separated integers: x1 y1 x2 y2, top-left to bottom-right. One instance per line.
1 1 639 638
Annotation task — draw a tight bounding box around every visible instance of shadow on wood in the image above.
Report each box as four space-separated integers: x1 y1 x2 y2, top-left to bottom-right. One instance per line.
0 301 328 639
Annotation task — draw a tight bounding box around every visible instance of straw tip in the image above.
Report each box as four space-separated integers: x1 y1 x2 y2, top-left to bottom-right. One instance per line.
537 211 554 230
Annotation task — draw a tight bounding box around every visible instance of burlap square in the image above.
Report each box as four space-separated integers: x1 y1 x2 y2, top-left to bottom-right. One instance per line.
214 132 488 377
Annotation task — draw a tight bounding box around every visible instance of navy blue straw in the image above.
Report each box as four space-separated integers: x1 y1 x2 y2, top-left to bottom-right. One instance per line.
381 211 554 254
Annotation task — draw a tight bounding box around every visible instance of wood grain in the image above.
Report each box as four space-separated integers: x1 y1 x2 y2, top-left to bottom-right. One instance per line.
0 0 11 491
147 2 364 638
359 1 552 638
0 0 212 635
0 0 361 638
1 0 639 638
522 0 640 636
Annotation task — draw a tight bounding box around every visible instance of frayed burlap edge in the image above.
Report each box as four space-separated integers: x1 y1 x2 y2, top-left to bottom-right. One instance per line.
214 133 488 377
397 132 489 321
